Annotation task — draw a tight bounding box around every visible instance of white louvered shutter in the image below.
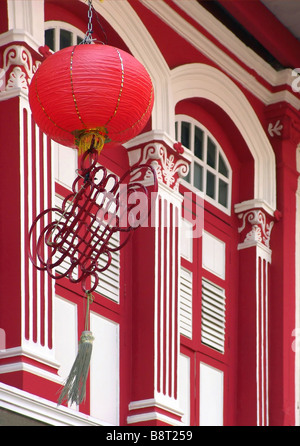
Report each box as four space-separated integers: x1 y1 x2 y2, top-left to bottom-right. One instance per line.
179 267 193 339
201 279 226 353
94 229 120 303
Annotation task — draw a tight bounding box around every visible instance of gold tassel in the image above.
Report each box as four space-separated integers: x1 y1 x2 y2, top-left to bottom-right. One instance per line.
58 293 94 406
74 128 106 155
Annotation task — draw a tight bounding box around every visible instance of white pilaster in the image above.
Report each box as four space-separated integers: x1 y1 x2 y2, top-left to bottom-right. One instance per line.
236 203 275 425
7 0 45 46
125 133 189 425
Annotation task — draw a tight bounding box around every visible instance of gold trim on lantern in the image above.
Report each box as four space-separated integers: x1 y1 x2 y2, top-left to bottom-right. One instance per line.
104 48 125 127
34 74 70 135
70 46 86 128
109 84 154 142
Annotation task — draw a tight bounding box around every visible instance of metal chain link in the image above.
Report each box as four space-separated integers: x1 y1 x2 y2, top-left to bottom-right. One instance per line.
79 0 107 45
87 0 93 38
81 0 94 44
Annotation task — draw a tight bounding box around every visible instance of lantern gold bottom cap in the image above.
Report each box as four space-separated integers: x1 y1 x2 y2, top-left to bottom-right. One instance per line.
74 128 107 154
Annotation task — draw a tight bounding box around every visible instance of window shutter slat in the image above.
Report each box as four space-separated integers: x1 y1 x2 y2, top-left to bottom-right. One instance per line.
201 278 226 353
179 267 193 339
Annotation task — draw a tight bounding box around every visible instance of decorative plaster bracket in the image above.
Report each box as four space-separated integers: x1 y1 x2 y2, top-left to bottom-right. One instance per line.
0 44 41 95
126 132 190 193
236 206 280 251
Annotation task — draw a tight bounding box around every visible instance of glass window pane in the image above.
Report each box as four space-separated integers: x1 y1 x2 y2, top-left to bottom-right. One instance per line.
218 179 228 208
45 28 55 51
193 163 203 191
77 35 82 45
219 153 229 177
206 171 215 199
194 126 203 160
175 121 178 141
181 122 191 149
185 168 191 184
207 138 216 168
60 29 72 49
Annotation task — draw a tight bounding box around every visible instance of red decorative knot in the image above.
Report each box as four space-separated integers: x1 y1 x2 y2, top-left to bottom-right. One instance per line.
173 142 184 154
29 43 154 153
38 45 52 59
274 209 282 221
28 148 157 294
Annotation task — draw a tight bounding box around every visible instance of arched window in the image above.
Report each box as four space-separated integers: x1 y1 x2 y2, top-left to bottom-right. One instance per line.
45 21 85 52
177 114 237 425
175 115 232 213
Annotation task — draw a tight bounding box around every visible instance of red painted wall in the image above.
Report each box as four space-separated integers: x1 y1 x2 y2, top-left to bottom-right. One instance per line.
0 97 22 349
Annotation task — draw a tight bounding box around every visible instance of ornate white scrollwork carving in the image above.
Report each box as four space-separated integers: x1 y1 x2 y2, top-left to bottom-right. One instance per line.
0 44 41 93
6 66 28 90
238 209 274 249
130 142 189 192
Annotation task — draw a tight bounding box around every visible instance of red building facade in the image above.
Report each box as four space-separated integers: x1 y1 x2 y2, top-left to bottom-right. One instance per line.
0 0 300 427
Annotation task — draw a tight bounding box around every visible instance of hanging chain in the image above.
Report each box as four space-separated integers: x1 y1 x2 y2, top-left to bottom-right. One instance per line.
79 0 108 45
81 0 95 44
87 0 93 41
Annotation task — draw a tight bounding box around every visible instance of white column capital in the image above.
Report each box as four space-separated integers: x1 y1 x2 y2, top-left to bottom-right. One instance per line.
125 130 190 194
0 43 42 102
235 200 280 253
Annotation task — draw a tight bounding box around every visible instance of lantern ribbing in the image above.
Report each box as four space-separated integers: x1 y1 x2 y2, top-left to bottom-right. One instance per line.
29 44 154 153
105 48 124 128
70 46 87 129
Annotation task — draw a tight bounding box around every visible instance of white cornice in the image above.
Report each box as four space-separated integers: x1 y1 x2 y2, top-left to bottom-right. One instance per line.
0 29 41 52
0 362 61 384
124 129 192 165
127 411 183 426
140 0 300 111
0 87 28 102
127 397 183 425
234 199 276 217
0 345 60 370
124 129 175 149
173 0 291 88
0 382 107 426
128 397 184 417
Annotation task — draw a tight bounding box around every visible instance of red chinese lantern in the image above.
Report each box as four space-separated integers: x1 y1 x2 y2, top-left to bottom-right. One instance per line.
28 38 156 407
29 43 154 154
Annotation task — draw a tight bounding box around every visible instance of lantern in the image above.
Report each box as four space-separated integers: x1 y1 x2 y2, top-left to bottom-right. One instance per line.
29 43 154 154
28 10 156 406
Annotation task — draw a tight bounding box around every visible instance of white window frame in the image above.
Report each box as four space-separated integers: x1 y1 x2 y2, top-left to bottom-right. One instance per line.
45 21 86 52
176 115 232 215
